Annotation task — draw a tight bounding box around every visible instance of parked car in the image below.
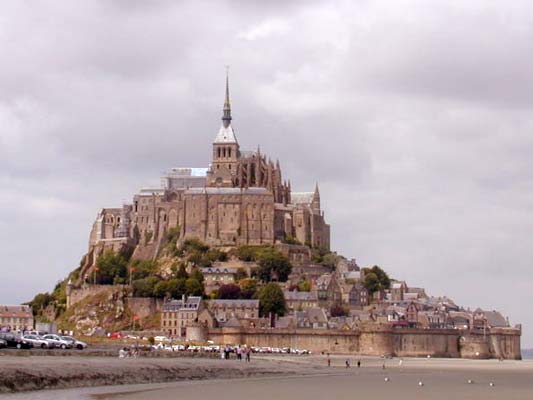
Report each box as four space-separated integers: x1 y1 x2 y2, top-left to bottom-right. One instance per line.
0 333 32 349
61 336 87 350
22 335 53 349
0 338 7 348
42 334 72 349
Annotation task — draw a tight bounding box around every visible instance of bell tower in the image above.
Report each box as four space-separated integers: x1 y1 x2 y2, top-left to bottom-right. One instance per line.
208 71 240 187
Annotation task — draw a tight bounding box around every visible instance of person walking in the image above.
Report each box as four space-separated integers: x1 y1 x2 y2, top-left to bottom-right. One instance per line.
345 359 350 368
246 347 251 362
327 353 331 367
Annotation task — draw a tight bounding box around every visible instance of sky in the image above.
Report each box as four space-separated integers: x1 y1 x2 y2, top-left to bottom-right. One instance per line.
1 0 532 347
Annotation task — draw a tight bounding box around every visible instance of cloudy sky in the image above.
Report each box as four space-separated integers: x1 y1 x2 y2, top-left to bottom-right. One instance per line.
1 0 532 346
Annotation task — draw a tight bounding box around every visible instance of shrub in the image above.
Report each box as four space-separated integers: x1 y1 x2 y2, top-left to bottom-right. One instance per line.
217 284 241 300
330 303 349 317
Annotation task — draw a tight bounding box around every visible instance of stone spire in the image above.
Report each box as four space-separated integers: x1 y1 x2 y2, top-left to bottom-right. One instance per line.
222 69 232 128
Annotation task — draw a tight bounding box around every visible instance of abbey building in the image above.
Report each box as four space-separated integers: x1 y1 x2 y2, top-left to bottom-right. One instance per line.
84 76 330 266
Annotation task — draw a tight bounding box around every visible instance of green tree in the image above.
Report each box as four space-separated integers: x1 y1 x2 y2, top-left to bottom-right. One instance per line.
257 283 287 317
29 292 54 316
185 278 204 297
189 267 204 283
132 276 161 297
129 259 157 280
174 264 189 279
95 250 128 285
153 278 187 298
362 265 391 294
256 248 292 282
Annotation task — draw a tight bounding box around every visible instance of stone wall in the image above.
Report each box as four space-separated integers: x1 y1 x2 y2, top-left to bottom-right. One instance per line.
206 325 521 359
126 297 164 320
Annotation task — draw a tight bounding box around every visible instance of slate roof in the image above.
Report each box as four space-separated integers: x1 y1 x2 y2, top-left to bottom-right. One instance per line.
283 290 318 301
162 296 202 312
201 267 238 275
214 125 238 144
208 299 259 308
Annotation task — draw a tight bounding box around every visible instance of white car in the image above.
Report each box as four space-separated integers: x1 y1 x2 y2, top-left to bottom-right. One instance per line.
21 335 52 349
42 334 72 349
61 336 88 350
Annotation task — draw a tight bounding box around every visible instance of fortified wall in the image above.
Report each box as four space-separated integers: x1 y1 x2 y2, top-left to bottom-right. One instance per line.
205 324 521 360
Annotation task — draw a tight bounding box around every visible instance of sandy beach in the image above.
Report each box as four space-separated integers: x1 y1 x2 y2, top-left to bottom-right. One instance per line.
1 354 532 399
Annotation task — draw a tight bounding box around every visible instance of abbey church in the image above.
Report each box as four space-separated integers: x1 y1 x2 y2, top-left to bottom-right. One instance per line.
84 76 330 268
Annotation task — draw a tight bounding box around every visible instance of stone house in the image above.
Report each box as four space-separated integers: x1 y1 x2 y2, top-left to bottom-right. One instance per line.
206 299 259 322
473 309 509 332
406 302 419 327
161 296 203 337
390 281 408 302
340 282 369 308
316 273 341 304
283 290 319 311
0 305 34 332
200 267 237 295
294 308 328 329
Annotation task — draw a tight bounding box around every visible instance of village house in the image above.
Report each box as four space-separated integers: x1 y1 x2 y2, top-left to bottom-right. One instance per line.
316 273 342 304
339 282 369 308
472 309 509 332
283 290 319 311
200 267 237 294
0 305 34 332
390 281 408 302
294 308 329 329
206 299 259 322
161 296 203 337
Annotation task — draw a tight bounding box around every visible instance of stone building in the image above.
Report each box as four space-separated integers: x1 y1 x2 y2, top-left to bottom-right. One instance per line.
161 296 203 337
0 305 34 332
283 290 319 311
206 299 259 322
80 75 330 279
200 267 237 295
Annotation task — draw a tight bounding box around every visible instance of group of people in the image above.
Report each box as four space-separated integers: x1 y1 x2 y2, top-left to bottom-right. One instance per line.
221 346 251 362
118 346 139 358
326 353 362 368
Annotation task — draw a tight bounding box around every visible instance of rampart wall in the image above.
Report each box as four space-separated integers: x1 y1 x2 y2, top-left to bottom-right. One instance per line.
206 324 521 359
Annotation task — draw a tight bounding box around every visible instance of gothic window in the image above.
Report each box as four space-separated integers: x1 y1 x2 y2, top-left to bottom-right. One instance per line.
228 147 232 157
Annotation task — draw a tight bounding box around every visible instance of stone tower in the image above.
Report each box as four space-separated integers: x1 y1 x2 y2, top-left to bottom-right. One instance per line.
208 72 240 187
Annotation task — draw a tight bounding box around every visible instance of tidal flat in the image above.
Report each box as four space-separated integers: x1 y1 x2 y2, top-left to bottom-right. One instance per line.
2 355 532 400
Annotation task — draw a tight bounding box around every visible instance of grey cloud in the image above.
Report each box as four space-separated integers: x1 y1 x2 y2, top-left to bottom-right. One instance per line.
1 0 533 346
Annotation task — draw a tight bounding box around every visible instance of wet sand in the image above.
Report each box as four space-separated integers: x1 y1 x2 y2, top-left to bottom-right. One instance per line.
2 355 533 400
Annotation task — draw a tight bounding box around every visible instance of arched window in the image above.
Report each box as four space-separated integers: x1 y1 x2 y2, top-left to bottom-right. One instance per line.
228 147 232 158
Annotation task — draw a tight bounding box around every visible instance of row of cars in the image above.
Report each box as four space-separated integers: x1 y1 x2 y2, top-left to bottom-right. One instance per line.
0 332 87 350
152 343 311 355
